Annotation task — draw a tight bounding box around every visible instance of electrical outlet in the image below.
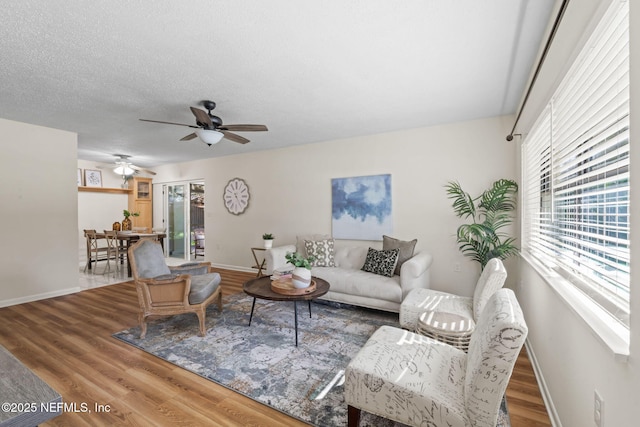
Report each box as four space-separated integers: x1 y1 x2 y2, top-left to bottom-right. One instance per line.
454 263 461 273
594 390 604 427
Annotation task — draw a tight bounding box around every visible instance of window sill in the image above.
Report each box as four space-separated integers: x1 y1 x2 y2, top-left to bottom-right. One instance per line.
520 252 630 362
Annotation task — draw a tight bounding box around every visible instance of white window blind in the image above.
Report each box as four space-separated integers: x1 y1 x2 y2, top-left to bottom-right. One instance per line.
522 0 629 327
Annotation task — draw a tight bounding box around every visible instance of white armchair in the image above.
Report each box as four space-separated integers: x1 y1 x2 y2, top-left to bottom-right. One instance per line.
400 258 507 332
345 288 527 427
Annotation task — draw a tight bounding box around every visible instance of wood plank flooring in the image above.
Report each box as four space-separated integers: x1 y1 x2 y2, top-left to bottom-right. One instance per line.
0 268 551 426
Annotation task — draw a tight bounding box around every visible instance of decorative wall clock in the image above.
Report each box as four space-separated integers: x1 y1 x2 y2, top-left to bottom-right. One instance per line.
223 178 250 215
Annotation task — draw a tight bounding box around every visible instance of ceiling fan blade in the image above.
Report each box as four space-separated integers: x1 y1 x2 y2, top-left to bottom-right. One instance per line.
219 124 268 132
190 107 213 128
221 130 250 144
180 133 198 141
130 165 157 176
139 118 198 128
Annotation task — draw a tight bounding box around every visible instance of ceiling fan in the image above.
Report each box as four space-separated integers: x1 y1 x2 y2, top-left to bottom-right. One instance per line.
139 100 268 146
107 154 156 176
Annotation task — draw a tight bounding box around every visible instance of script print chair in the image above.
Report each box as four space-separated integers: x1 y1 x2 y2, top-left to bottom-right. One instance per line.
345 288 527 427
399 258 507 351
128 238 223 339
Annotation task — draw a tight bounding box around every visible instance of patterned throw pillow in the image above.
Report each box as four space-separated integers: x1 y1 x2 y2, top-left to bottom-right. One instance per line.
382 235 417 276
304 239 336 267
361 248 400 277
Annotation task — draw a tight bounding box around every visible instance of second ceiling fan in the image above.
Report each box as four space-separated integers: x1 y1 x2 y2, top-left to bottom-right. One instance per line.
140 100 268 146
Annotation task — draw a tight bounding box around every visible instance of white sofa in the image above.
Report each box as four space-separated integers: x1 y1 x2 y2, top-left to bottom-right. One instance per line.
265 239 433 313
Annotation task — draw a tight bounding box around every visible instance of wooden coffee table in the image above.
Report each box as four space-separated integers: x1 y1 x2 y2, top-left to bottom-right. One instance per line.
243 276 330 346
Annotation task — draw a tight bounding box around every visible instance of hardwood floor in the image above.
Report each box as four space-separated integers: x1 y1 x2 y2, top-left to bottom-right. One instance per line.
0 268 551 426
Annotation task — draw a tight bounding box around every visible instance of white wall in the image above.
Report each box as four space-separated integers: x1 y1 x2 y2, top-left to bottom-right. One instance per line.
512 1 640 426
0 118 79 306
153 115 517 297
76 159 129 263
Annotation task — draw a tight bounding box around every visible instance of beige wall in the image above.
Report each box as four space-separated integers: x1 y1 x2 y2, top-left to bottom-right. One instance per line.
0 118 79 306
153 115 517 297
76 159 130 263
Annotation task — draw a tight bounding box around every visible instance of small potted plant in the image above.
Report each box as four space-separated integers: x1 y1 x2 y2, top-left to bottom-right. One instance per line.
285 252 315 288
121 209 140 231
262 233 275 249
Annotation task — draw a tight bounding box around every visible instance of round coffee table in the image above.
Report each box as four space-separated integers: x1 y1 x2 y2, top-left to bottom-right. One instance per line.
243 276 330 346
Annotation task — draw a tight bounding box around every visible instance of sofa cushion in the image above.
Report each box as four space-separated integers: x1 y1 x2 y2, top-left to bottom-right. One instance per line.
188 273 222 305
383 235 417 276
312 267 403 303
304 239 336 267
361 248 399 277
334 246 368 269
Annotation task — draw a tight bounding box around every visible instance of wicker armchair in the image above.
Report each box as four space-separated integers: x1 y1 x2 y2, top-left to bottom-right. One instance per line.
128 238 223 338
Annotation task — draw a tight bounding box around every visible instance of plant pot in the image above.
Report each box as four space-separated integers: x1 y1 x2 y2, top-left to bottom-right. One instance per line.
291 267 312 289
264 239 273 249
121 217 132 231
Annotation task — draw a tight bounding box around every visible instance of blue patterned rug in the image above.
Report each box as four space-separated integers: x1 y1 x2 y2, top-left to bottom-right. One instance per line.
113 293 510 426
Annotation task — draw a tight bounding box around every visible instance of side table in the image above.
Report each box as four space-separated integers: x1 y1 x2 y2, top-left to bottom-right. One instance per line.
415 310 475 352
250 247 267 277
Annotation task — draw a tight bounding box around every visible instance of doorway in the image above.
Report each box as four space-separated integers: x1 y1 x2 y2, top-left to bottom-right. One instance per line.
164 181 205 261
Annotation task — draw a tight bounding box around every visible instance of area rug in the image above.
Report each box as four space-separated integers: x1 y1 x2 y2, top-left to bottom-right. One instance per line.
113 294 510 426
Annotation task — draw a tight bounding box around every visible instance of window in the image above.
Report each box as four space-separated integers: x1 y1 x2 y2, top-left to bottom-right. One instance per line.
522 0 629 327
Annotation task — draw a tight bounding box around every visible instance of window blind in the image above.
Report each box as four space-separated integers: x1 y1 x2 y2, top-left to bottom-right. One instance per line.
522 0 629 326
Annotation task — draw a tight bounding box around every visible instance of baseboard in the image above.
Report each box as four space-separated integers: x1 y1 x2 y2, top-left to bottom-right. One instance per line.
525 340 563 427
210 263 255 274
0 287 81 308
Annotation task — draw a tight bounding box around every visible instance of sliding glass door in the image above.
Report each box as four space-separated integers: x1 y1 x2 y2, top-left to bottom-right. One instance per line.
167 184 186 258
190 183 205 259
165 181 205 260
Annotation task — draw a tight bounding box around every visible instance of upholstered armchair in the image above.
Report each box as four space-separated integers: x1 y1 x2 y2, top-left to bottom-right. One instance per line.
400 258 507 332
128 238 223 339
345 288 527 427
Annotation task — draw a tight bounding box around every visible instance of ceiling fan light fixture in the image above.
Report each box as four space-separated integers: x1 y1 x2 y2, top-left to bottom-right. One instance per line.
196 129 224 145
114 165 135 175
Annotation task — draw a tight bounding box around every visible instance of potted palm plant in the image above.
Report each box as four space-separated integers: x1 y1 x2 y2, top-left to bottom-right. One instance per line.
285 252 315 288
445 178 518 270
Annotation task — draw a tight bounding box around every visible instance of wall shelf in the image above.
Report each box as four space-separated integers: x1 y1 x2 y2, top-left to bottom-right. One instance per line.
78 186 132 194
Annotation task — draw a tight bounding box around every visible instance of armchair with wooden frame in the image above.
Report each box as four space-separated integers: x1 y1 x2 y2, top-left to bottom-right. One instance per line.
128 238 223 339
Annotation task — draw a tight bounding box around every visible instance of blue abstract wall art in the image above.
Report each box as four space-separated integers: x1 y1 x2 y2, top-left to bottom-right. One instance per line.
331 174 392 240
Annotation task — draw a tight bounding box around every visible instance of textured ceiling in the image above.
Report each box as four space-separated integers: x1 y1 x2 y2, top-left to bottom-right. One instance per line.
0 0 555 169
